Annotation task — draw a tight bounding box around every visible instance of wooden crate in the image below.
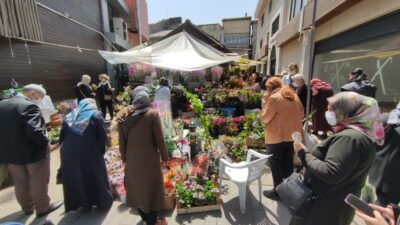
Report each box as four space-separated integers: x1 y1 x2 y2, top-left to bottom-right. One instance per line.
176 192 222 215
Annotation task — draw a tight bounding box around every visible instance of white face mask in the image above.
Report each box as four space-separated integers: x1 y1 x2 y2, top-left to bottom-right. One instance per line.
325 111 337 126
292 82 298 88
32 98 43 106
289 71 296 75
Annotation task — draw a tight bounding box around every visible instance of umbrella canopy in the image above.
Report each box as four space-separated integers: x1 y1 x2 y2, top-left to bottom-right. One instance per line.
99 31 240 72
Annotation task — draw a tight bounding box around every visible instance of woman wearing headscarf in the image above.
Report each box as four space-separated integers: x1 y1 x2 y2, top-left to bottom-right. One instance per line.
369 102 400 206
290 92 385 225
59 98 113 212
75 74 95 103
97 74 114 120
341 68 377 98
260 77 304 200
117 86 169 225
310 78 334 138
154 77 175 138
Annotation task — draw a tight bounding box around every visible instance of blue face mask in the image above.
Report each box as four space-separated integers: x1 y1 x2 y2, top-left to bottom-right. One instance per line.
325 111 337 126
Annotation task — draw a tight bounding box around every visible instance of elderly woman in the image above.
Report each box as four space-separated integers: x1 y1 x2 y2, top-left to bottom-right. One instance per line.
59 98 113 212
310 79 334 137
117 86 169 225
290 92 384 225
292 74 308 115
75 74 95 103
260 77 304 200
97 74 114 120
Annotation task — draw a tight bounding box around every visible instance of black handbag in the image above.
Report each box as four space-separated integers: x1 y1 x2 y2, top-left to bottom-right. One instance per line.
276 172 312 215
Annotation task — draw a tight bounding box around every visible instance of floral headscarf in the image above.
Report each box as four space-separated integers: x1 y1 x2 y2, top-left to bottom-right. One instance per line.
328 92 385 146
311 78 332 96
65 98 98 135
388 101 400 125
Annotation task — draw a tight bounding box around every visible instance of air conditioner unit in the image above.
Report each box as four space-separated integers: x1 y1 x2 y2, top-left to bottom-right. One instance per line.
113 18 128 41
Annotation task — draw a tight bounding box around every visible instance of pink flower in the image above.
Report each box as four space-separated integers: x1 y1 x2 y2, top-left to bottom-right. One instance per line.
197 184 204 191
184 180 191 186
212 188 219 193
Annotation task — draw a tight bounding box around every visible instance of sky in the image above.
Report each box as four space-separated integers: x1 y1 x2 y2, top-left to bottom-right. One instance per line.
147 0 259 25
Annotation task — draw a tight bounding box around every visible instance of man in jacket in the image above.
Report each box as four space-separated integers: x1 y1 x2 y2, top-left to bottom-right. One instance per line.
0 84 62 217
340 68 377 98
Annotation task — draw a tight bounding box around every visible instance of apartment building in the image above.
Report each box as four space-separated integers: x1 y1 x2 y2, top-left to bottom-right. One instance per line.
222 16 252 57
198 23 223 43
255 0 400 104
254 0 283 75
0 0 148 100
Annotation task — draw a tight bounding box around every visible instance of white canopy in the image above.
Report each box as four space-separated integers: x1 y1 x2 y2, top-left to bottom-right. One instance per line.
98 31 240 71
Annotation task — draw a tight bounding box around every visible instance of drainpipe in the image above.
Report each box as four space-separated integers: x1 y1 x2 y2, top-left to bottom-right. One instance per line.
99 0 116 85
136 0 142 44
305 0 318 132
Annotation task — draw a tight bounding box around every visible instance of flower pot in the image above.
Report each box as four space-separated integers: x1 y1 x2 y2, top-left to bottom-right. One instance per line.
162 192 176 210
176 191 222 214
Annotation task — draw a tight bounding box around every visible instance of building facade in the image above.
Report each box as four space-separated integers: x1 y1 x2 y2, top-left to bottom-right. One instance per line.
222 16 252 57
254 0 283 75
255 0 400 105
250 20 258 60
0 0 147 100
124 0 150 45
197 23 223 43
149 17 182 44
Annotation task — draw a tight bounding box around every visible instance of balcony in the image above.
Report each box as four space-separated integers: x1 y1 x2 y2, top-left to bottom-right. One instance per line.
275 14 301 47
105 32 132 50
108 0 130 19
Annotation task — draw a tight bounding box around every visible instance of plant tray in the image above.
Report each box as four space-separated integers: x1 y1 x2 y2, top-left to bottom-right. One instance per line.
176 193 222 215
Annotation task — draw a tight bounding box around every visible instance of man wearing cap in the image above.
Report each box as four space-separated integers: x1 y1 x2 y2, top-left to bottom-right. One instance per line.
0 84 63 217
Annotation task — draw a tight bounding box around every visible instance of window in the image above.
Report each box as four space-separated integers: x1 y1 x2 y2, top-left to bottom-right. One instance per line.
259 39 263 49
269 46 277 75
0 0 43 42
271 16 280 36
289 0 304 21
261 14 265 26
313 31 400 105
224 36 250 45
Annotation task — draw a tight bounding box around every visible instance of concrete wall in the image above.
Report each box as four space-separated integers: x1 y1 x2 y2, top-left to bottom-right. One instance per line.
223 19 251 35
279 38 303 73
315 0 400 42
198 24 223 42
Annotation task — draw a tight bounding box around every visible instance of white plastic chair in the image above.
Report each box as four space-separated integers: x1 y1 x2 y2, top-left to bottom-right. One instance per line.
219 149 271 214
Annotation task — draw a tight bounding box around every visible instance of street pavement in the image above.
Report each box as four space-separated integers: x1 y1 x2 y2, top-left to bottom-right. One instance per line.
0 148 365 225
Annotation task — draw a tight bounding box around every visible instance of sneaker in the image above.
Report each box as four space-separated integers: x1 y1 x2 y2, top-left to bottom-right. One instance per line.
36 201 63 217
263 190 281 201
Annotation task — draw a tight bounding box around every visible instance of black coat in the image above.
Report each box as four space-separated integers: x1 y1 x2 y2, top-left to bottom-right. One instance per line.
96 82 112 102
369 124 400 205
296 84 308 116
291 129 376 225
340 80 377 98
75 83 95 103
0 96 49 164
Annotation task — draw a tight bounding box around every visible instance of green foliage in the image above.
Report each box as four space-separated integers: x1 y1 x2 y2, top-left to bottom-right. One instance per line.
182 89 212 150
239 113 265 140
175 176 219 208
48 127 61 143
219 135 246 162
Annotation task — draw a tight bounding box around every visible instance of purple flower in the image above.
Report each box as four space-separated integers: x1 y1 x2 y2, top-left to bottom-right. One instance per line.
197 185 204 191
190 185 196 191
184 180 190 186
212 188 219 193
252 122 257 127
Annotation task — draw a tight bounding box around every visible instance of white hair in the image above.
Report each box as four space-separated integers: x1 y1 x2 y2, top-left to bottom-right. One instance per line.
81 74 91 84
292 74 306 83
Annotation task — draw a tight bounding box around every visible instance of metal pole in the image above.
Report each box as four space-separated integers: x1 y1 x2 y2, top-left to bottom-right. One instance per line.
305 0 317 132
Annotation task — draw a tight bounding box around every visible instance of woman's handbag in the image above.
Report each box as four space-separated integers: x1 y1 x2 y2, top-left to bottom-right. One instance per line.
104 82 113 101
276 172 312 215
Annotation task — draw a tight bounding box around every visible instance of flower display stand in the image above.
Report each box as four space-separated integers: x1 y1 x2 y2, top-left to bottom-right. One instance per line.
176 192 222 215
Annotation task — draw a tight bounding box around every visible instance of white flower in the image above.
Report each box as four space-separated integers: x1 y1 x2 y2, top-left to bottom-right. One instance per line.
192 193 198 199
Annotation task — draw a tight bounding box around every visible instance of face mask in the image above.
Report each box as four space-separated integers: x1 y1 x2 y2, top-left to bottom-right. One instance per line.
31 98 43 106
292 82 298 88
289 71 296 75
325 111 337 126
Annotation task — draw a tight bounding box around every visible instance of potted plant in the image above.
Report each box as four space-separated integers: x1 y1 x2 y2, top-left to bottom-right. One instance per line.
175 175 221 214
